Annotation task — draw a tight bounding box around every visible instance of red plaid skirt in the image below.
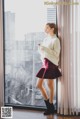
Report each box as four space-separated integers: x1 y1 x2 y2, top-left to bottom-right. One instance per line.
36 58 62 79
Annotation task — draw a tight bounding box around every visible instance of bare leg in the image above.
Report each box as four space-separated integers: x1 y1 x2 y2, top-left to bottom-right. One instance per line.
36 78 48 100
36 78 54 115
47 79 54 103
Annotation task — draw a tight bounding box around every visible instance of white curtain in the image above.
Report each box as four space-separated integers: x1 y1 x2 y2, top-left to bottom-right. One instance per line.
57 0 80 115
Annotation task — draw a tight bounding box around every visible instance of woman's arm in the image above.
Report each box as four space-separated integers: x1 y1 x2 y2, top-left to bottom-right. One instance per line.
40 39 60 58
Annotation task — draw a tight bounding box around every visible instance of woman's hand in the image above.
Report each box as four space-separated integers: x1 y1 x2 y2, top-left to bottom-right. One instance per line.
39 46 44 50
38 44 44 50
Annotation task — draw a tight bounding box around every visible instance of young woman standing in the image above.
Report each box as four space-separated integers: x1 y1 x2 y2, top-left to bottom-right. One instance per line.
36 23 62 116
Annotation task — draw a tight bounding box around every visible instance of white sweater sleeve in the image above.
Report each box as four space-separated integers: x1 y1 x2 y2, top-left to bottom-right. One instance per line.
41 38 60 58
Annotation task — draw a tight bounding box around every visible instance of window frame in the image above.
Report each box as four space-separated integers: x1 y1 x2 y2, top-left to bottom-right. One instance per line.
2 0 58 112
0 0 4 107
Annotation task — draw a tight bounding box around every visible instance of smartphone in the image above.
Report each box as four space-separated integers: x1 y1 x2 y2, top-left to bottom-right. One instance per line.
38 44 40 46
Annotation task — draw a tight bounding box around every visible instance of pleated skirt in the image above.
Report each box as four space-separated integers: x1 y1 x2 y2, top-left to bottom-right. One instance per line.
36 58 62 79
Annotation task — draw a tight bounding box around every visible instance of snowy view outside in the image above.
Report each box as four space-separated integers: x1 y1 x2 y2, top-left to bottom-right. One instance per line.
4 0 57 108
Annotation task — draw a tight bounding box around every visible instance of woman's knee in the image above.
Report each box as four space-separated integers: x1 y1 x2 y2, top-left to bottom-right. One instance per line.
36 78 43 89
36 83 42 89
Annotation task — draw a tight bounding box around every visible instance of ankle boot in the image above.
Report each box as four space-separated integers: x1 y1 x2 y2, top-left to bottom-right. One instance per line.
49 103 54 114
44 100 54 115
43 99 50 115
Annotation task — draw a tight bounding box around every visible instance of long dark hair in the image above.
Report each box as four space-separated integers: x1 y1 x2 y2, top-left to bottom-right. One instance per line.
46 23 58 34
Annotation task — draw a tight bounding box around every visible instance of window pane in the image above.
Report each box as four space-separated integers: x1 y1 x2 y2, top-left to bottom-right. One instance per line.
4 0 57 108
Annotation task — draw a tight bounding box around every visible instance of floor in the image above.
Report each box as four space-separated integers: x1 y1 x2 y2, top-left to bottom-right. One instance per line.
11 109 80 119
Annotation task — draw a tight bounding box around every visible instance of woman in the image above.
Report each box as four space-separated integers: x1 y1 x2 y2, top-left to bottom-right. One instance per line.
36 23 62 115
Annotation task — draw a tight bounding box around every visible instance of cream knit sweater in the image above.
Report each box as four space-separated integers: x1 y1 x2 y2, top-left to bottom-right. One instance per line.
38 34 61 66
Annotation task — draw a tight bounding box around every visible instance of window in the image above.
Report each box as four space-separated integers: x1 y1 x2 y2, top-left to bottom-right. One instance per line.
4 0 57 108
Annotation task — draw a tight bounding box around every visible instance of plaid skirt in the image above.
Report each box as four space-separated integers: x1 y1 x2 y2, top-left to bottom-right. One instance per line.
36 58 62 79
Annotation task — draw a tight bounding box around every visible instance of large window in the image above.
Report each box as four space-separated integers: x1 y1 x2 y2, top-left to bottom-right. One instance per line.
4 0 57 108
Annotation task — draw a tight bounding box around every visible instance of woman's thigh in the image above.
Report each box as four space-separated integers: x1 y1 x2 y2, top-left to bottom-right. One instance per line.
47 79 54 88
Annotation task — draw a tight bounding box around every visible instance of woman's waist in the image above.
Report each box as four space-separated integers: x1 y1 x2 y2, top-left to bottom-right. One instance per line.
42 58 58 68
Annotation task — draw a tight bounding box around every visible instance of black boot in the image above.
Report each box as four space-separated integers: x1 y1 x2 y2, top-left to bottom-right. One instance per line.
44 100 54 115
43 99 50 115
49 103 54 115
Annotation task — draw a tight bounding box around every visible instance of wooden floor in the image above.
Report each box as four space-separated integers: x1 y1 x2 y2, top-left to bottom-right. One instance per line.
12 109 80 119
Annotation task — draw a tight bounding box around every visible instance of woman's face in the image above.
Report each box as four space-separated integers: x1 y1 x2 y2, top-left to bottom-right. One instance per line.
44 25 54 34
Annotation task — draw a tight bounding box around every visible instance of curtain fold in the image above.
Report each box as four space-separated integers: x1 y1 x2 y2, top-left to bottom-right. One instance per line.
57 0 80 115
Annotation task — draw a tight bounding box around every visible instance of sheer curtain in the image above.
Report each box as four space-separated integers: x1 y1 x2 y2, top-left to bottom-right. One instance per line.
57 0 80 115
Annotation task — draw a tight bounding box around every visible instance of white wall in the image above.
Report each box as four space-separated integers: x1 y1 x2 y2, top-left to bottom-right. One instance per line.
0 0 4 109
